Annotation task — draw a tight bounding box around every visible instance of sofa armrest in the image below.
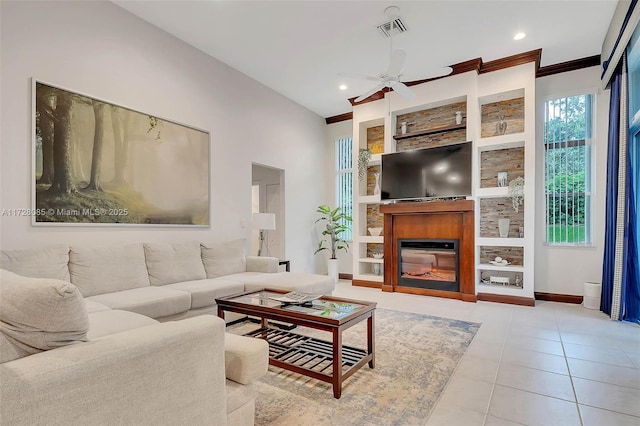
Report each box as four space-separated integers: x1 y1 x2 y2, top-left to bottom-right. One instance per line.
224 333 269 385
246 256 278 273
1 316 227 426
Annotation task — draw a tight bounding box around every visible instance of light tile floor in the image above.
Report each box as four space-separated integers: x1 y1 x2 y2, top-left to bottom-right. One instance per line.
332 280 640 426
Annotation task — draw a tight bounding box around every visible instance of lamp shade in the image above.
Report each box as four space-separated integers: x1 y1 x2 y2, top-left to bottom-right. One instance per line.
252 213 276 230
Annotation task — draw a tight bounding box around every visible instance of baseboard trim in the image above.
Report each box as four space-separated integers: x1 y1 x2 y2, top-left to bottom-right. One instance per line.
352 279 382 289
534 292 583 304
338 273 353 280
477 293 535 306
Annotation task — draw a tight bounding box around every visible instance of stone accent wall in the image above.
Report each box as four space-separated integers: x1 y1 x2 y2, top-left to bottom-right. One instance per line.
366 243 384 258
395 101 467 152
480 97 524 138
396 129 467 152
480 246 524 266
479 197 524 238
396 101 467 134
367 125 384 154
480 148 524 188
366 204 383 229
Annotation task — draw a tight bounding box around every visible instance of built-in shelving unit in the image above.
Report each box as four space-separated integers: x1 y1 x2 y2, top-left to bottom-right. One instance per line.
351 61 536 305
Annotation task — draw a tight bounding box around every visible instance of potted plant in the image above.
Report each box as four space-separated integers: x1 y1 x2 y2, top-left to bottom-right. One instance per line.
314 205 352 283
357 148 371 181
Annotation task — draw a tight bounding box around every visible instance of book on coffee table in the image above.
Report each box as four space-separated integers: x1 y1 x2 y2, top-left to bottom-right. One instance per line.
268 291 321 304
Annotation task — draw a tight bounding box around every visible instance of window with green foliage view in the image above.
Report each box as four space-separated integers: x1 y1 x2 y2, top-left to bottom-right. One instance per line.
335 137 353 241
543 94 593 245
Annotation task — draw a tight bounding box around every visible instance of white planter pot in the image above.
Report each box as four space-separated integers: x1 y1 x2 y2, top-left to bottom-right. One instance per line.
327 258 339 284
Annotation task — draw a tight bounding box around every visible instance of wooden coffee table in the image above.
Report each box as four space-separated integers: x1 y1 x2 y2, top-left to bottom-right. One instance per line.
216 289 376 399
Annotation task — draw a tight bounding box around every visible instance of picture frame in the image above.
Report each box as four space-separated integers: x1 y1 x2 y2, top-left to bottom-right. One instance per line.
32 79 210 226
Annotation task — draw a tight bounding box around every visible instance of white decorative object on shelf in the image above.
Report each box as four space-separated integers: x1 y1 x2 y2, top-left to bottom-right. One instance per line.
497 171 508 187
372 252 383 259
508 177 525 212
368 227 383 236
373 263 382 276
496 114 507 135
455 111 463 125
489 256 509 266
401 121 407 134
498 219 510 238
373 172 380 195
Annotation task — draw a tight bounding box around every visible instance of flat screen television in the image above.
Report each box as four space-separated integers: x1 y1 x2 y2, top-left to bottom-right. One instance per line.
381 141 472 201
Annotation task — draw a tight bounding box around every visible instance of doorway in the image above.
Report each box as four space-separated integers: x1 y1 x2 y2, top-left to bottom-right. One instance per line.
251 163 285 259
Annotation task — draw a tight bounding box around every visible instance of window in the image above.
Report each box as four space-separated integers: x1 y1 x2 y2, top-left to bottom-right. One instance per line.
335 137 353 241
543 94 594 245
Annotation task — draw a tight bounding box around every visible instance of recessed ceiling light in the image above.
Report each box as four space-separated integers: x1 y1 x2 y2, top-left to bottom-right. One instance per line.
514 32 526 41
339 84 347 90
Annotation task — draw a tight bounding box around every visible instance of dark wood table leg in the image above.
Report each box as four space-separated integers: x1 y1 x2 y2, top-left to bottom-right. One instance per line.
368 311 375 368
217 306 225 320
332 328 343 399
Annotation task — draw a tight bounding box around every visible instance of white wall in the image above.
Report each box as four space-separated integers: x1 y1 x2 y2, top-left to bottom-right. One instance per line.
0 1 327 273
534 66 610 296
323 120 353 275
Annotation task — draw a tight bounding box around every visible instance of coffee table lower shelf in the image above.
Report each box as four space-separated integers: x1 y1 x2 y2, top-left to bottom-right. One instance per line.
245 327 370 397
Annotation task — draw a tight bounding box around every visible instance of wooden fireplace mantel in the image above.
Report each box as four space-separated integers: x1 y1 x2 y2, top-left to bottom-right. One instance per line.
379 200 476 302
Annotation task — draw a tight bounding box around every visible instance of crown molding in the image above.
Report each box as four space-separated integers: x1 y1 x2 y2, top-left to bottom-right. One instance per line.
326 50 598 124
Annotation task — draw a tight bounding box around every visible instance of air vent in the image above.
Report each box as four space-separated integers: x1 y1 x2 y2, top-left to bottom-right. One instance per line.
377 17 408 38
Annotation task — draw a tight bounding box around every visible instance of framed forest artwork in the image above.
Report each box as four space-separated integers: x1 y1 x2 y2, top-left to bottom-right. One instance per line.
32 80 210 226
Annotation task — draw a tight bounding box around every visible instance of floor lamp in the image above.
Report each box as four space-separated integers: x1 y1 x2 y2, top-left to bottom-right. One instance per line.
252 213 276 256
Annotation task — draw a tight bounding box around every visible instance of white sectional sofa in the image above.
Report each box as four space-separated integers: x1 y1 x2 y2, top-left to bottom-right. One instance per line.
0 238 335 425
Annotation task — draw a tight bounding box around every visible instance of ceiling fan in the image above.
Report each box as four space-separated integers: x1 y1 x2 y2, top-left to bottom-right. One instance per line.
341 6 453 103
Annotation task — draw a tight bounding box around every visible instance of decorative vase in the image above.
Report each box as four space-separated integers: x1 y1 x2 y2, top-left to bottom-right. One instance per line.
373 263 382 276
497 172 508 187
373 172 380 195
401 121 407 134
497 114 507 135
455 111 463 125
498 219 510 238
327 258 339 284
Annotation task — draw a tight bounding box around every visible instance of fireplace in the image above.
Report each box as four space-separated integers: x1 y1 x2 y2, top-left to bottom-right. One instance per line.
379 200 475 302
398 239 459 292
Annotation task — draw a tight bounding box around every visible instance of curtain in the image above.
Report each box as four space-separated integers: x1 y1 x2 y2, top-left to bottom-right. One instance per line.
601 53 640 323
601 63 621 316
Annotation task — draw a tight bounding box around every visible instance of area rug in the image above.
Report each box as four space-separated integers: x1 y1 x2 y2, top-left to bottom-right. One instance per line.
228 309 480 426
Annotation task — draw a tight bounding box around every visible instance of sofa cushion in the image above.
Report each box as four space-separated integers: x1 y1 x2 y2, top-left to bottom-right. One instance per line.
0 244 70 281
144 241 206 286
201 239 246 278
86 287 191 319
165 279 245 309
238 272 335 295
87 310 159 340
69 243 150 297
0 269 88 363
84 299 112 314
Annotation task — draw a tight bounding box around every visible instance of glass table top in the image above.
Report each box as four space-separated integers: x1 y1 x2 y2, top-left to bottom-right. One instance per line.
225 290 369 320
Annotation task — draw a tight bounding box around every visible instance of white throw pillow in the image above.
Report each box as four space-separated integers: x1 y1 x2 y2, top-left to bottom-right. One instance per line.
144 241 206 286
0 269 88 363
201 239 246 278
0 244 70 281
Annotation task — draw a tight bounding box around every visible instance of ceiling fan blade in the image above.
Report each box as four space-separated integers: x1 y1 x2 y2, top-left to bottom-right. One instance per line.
390 81 416 100
386 48 407 77
355 83 385 103
420 66 454 79
338 72 381 82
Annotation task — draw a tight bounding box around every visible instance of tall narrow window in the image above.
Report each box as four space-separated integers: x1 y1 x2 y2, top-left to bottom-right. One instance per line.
543 94 594 245
335 137 353 241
